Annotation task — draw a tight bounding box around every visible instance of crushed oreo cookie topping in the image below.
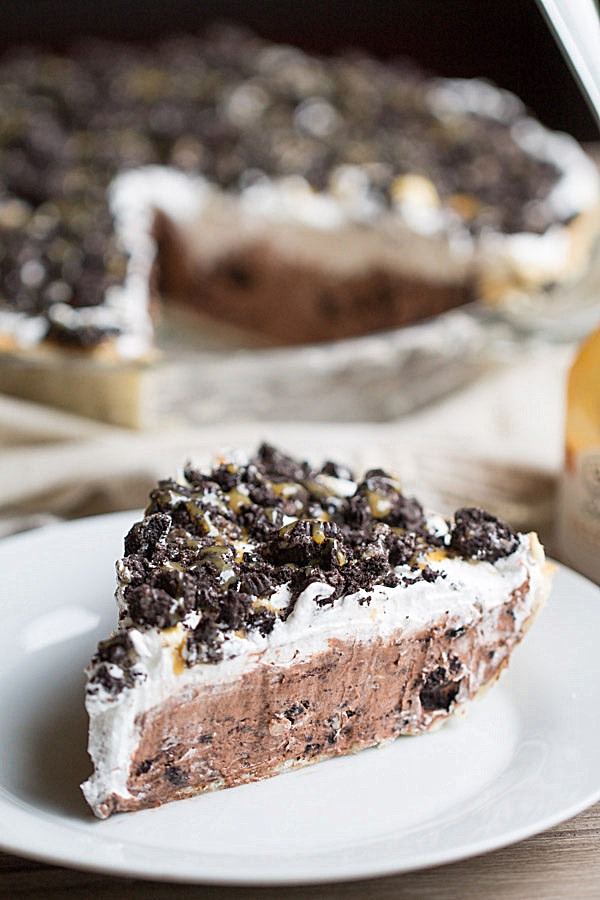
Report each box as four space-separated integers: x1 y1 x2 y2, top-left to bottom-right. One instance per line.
450 506 520 562
88 443 521 695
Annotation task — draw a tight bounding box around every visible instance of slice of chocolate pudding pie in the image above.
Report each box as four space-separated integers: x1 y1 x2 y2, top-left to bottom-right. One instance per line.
81 444 552 818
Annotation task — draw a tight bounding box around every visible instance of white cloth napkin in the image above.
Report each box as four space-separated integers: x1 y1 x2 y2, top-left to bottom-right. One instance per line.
0 342 575 554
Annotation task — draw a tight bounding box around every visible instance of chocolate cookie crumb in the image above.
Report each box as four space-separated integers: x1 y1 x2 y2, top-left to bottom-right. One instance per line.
450 507 519 562
165 765 189 787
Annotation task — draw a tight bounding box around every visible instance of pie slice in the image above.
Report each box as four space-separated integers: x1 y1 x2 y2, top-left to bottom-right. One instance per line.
81 444 552 818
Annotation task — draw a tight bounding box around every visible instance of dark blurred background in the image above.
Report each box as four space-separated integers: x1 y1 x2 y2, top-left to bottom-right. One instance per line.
1 0 597 141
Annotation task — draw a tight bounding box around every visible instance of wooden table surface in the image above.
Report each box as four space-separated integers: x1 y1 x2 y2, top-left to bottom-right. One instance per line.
1 801 599 899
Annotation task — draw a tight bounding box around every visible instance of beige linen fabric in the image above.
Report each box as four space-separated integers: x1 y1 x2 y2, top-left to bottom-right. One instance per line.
0 343 574 553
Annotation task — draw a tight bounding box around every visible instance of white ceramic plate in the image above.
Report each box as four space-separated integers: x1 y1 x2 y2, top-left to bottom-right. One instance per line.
0 512 599 886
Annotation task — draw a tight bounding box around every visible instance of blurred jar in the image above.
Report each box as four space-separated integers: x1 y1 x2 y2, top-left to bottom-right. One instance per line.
558 325 600 583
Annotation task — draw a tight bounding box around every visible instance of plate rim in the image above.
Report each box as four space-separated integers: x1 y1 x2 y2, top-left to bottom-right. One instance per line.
0 510 599 886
